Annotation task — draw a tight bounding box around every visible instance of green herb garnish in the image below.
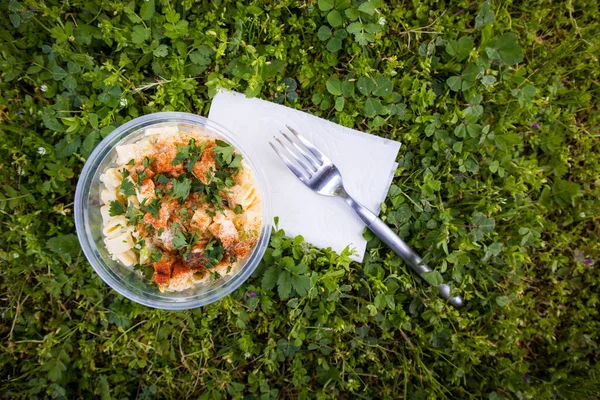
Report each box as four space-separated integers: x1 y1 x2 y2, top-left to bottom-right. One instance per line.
109 200 126 216
171 177 191 203
119 178 136 197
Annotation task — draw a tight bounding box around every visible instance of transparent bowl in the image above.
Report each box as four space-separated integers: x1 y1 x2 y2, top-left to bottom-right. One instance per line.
75 112 272 310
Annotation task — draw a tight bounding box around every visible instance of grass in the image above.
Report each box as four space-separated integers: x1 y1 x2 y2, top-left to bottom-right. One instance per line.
1 0 599 398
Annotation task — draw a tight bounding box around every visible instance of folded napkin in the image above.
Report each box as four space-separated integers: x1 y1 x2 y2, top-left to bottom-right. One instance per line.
208 90 401 262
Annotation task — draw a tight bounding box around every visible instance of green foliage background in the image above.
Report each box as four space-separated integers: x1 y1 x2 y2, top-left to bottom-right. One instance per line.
1 0 599 398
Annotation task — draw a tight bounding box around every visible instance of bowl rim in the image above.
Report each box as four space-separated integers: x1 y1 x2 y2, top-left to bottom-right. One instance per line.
74 112 272 310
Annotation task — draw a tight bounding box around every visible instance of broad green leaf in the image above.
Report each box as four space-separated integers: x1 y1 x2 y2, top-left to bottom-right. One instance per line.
372 76 393 97
46 359 67 382
488 242 503 256
357 76 376 96
481 75 496 86
471 212 495 233
88 113 98 129
261 266 279 290
277 271 292 298
358 0 378 15
46 234 81 260
333 28 348 39
67 61 81 74
454 124 466 137
341 80 355 97
327 10 343 27
140 0 155 21
422 271 443 286
552 179 580 206
462 64 482 82
374 293 387 310
447 76 462 91
364 97 384 117
486 33 524 65
82 131 97 157
291 275 311 296
453 142 463 153
63 75 77 90
318 0 334 11
153 44 169 58
457 36 474 61
346 22 374 45
496 296 510 307
327 37 342 52
466 123 482 137
476 0 495 28
317 26 332 41
445 40 459 56
335 96 345 111
489 160 499 173
365 23 382 34
131 25 150 44
52 65 68 81
326 78 342 96
512 84 536 106
9 13 20 28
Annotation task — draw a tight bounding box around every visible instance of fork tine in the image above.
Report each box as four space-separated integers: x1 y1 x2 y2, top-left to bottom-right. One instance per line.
285 125 326 163
269 140 310 181
274 137 313 176
280 131 320 170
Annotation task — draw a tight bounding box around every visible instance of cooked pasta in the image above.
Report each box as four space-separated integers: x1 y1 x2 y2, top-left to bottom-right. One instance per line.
98 125 262 292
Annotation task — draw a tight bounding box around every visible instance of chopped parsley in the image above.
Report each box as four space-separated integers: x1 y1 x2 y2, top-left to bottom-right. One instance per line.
191 176 205 194
172 230 187 250
137 170 146 185
119 168 130 178
144 223 155 235
150 251 163 262
140 197 161 218
229 154 243 169
214 140 243 171
204 238 225 268
109 200 126 216
143 157 155 168
156 174 170 184
125 202 144 225
172 139 206 172
134 263 154 280
233 204 243 215
126 159 135 166
214 140 235 166
178 207 192 222
119 178 136 197
171 177 191 203
171 223 200 258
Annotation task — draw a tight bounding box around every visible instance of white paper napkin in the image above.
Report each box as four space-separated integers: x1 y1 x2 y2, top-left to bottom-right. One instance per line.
208 90 401 262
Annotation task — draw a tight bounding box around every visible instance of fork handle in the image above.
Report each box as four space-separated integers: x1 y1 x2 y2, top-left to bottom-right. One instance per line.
342 196 465 308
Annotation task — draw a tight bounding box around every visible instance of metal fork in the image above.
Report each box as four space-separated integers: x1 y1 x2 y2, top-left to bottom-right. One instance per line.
270 126 464 308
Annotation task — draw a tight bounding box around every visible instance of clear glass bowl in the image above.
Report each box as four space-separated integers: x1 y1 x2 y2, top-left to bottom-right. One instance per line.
75 112 272 310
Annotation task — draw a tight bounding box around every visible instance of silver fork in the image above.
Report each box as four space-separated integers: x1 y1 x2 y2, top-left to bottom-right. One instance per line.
270 126 464 308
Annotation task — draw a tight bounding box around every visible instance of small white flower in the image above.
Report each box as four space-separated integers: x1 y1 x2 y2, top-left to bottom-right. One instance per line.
97 23 102 28
13 253 19 259
123 43 128 47
580 212 586 218
119 98 128 107
40 85 47 92
38 147 46 155
378 16 386 26
244 352 251 359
